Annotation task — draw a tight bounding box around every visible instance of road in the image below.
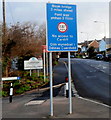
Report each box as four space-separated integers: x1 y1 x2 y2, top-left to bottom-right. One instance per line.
60 58 111 105
2 59 110 118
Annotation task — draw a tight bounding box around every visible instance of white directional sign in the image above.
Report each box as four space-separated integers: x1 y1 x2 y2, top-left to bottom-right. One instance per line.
2 77 20 81
24 57 43 70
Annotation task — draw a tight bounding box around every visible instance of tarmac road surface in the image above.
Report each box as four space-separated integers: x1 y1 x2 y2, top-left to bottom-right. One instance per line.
60 58 111 105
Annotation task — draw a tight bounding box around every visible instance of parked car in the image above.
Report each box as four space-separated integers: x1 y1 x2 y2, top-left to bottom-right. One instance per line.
82 55 88 59
70 55 75 58
96 54 104 60
82 56 86 59
104 54 111 61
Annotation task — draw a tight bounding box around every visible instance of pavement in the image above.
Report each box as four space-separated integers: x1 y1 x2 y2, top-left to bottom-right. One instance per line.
2 60 110 119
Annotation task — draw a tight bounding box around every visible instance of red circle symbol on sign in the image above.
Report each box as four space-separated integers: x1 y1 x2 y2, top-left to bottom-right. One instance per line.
58 22 68 33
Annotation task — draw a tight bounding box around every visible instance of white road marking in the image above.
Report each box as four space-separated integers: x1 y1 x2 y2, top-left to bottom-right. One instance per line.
61 59 111 108
90 70 96 72
102 66 107 69
86 76 96 78
77 96 111 108
25 100 45 106
62 61 68 71
96 67 100 69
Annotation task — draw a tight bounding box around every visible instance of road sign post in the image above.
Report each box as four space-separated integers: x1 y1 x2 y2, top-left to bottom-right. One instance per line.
30 69 32 76
42 45 49 82
43 49 46 82
68 51 72 114
46 52 49 76
49 52 53 116
46 3 77 116
37 69 40 77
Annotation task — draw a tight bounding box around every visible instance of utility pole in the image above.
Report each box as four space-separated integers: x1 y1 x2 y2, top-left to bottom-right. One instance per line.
2 0 8 77
2 0 6 39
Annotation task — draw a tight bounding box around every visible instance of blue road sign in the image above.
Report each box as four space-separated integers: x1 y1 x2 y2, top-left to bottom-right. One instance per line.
46 3 78 52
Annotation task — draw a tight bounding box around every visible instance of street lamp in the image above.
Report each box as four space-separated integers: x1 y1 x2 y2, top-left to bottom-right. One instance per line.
94 21 106 39
94 21 106 56
80 32 89 57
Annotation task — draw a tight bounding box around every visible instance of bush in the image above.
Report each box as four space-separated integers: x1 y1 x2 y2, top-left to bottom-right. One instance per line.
31 84 38 89
26 80 35 84
2 70 49 97
2 91 8 97
9 71 24 77
23 71 30 77
76 55 82 58
53 61 58 65
15 84 30 94
23 84 30 91
3 83 9 89
13 81 21 87
15 89 24 94
31 73 38 81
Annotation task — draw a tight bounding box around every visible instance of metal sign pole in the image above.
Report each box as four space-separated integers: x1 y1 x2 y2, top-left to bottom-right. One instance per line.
30 69 31 76
46 3 77 116
46 52 49 76
68 51 72 114
43 50 46 82
49 52 53 116
37 70 39 77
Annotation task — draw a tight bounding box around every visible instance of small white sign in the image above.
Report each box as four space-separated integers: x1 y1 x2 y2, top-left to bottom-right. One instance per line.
2 77 20 81
24 57 43 70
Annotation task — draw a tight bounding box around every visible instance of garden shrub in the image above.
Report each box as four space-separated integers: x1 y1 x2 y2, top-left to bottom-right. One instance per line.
13 81 21 87
2 71 49 96
2 91 8 97
15 89 24 94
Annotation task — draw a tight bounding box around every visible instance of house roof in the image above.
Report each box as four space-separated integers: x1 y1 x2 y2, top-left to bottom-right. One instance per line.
88 40 99 48
78 39 101 47
105 38 111 44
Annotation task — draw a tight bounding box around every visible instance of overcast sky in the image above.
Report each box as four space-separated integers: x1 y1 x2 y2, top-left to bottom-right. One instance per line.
0 0 109 43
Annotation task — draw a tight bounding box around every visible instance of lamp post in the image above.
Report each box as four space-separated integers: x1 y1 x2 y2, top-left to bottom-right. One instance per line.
94 21 106 56
80 32 89 57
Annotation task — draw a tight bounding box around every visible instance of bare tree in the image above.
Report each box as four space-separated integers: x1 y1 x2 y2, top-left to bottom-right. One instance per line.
2 22 44 76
